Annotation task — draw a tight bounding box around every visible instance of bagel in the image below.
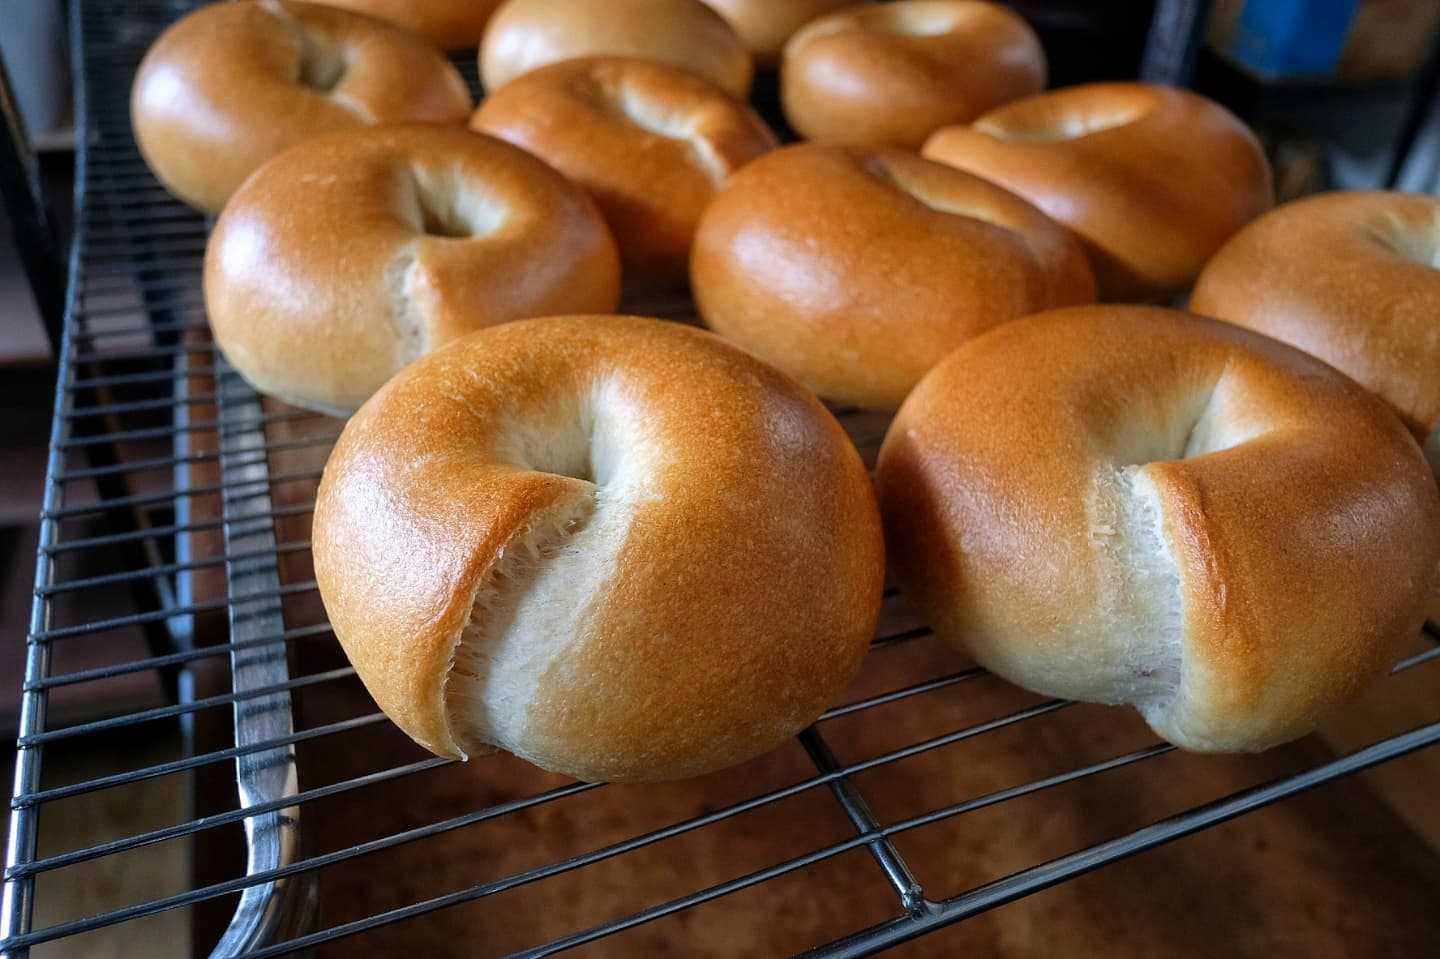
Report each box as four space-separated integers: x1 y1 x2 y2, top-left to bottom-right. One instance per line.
782 1 1046 148
691 143 1096 410
700 0 854 64
922 83 1273 300
1191 191 1440 477
313 315 885 782
203 125 620 416
131 0 472 213
877 305 1440 753
480 0 753 98
472 57 777 290
305 0 502 48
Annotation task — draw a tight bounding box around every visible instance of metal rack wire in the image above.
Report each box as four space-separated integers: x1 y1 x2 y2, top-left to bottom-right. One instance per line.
5 1 1440 957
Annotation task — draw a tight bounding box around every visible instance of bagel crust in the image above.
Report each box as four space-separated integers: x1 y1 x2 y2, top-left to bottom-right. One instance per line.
877 305 1440 752
480 0 753 98
203 125 620 415
131 0 473 213
314 316 885 782
923 83 1273 300
783 1 1046 148
472 57 777 289
1191 190 1440 474
306 0 502 47
701 0 856 64
692 143 1095 410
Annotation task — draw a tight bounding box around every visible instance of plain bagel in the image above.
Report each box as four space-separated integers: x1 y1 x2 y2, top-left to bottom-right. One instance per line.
480 0 753 97
313 315 886 782
700 0 855 64
877 305 1440 753
305 0 503 48
203 125 620 415
691 143 1096 410
922 83 1273 300
1190 191 1440 476
131 0 472 213
472 56 777 289
783 0 1046 148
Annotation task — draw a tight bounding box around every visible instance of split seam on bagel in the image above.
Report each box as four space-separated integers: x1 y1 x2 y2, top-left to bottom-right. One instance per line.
1083 365 1247 735
263 0 374 123
441 375 658 765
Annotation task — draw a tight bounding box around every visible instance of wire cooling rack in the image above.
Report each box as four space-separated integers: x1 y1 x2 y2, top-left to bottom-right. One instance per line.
5 1 1440 957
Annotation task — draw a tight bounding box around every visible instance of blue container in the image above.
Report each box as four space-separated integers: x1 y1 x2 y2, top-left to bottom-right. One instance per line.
1229 0 1361 77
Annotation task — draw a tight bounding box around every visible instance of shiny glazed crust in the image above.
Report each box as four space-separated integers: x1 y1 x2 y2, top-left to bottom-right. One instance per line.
1191 190 1440 461
782 0 1046 148
307 0 503 47
691 143 1096 410
701 0 855 63
923 83 1273 300
203 125 620 414
130 0 473 213
480 0 753 97
313 316 886 781
472 57 777 289
877 305 1440 752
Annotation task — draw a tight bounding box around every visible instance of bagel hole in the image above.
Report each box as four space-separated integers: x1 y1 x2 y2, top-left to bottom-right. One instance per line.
260 0 349 93
1425 422 1440 477
862 155 1012 226
1104 365 1253 470
576 74 730 183
978 103 1146 143
874 2 967 36
298 41 346 92
1373 218 1440 269
495 376 647 490
406 165 508 240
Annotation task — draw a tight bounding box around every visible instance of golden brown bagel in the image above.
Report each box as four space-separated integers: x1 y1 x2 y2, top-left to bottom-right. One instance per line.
783 1 1046 148
131 0 472 213
480 0 753 97
313 315 885 782
1190 191 1440 476
700 0 854 64
877 305 1440 752
306 0 502 48
472 57 776 290
923 83 1273 300
203 125 620 415
691 143 1096 410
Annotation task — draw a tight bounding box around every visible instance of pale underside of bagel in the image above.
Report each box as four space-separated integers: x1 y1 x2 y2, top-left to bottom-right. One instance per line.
441 376 653 769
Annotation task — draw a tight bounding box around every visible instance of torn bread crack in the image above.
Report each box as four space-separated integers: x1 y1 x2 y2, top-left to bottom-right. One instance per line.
442 487 618 762
384 245 428 366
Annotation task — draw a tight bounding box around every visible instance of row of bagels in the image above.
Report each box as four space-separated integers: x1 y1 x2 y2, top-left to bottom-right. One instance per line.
130 0 1440 782
139 0 1277 414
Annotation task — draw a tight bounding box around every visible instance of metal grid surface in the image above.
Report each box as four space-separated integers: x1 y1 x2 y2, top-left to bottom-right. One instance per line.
6 1 1440 956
